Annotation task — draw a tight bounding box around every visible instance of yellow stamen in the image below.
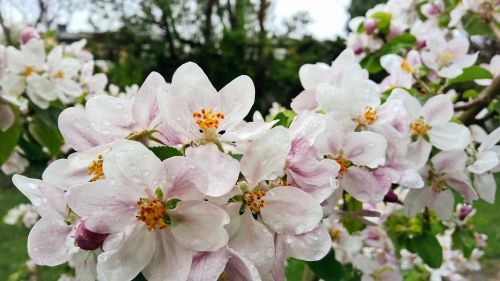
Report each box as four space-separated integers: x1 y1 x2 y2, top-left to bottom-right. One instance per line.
88 154 104 181
22 66 35 77
218 271 230 281
136 198 168 231
329 228 342 242
335 155 350 175
54 70 64 79
363 106 378 125
400 59 413 73
410 117 430 137
439 51 456 67
245 190 267 214
192 108 224 131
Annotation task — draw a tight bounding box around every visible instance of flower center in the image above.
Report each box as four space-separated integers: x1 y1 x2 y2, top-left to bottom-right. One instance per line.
192 108 224 131
335 155 350 175
400 59 413 73
362 106 378 125
329 228 342 242
244 190 266 214
22 66 35 77
430 175 447 193
136 198 168 231
88 154 104 182
439 51 456 67
54 70 65 79
410 117 430 137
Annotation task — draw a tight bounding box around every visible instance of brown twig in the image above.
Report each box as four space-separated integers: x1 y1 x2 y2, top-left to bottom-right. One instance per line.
458 75 500 125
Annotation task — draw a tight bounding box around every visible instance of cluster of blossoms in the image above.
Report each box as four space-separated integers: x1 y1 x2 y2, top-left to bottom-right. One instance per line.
0 27 109 175
2 1 500 280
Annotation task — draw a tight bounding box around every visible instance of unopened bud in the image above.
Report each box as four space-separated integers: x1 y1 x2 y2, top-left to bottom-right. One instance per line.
364 18 378 33
353 45 363 55
19 27 40 45
74 221 108 250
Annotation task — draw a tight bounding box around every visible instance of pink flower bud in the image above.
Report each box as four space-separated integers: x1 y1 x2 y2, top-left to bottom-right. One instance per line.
416 38 426 49
458 204 474 221
425 3 442 16
19 27 40 45
386 24 403 40
383 189 401 204
364 18 378 33
353 45 363 55
74 221 108 250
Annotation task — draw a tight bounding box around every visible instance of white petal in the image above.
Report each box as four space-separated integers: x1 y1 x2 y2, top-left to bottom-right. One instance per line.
28 218 72 266
282 225 331 261
428 122 471 150
219 75 255 130
132 72 168 129
432 150 467 173
188 249 229 281
58 107 109 151
431 189 454 220
404 188 433 217
479 127 500 152
142 230 194 281
422 95 453 126
299 63 330 89
341 167 389 203
162 156 205 200
241 126 291 187
169 200 229 251
97 224 155 281
406 138 432 169
261 186 323 235
291 89 318 113
85 96 134 139
186 144 240 197
474 173 496 204
344 131 387 168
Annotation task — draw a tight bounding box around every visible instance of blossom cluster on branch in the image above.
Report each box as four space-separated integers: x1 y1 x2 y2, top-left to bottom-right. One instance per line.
1 0 500 280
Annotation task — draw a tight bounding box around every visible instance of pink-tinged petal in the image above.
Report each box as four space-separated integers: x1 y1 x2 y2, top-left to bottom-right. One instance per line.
344 131 387 168
12 175 66 218
0 103 14 131
406 138 432 169
261 186 322 235
157 90 199 142
430 189 454 220
143 230 194 281
291 89 318 113
225 248 262 281
479 127 500 152
97 224 155 281
85 95 134 139
399 169 424 189
422 95 453 126
272 236 285 281
407 50 421 67
474 173 496 204
444 171 478 201
42 144 110 189
299 63 330 89
380 54 403 74
188 249 229 281
74 251 97 281
103 140 164 193
228 210 275 274
132 72 168 129
186 144 240 197
241 126 291 187
58 107 109 151
454 53 478 68
282 225 331 261
287 157 339 203
289 111 325 152
432 150 467 173
28 218 72 266
65 180 140 233
405 188 434 217
170 62 218 110
428 122 471 150
219 75 255 130
169 200 229 251
221 120 276 142
314 116 345 156
162 156 205 200
341 167 389 203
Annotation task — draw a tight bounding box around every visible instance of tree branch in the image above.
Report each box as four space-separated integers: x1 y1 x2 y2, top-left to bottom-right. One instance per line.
458 75 500 125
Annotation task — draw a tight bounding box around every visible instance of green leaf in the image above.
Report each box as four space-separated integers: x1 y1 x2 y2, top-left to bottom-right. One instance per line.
306 250 344 281
285 258 306 281
27 107 64 157
371 11 392 34
148 146 183 160
448 66 493 84
360 54 383 74
451 227 476 258
463 89 479 99
272 110 296 128
228 151 243 161
0 106 21 166
463 13 494 37
407 232 443 268
165 198 181 209
386 33 416 48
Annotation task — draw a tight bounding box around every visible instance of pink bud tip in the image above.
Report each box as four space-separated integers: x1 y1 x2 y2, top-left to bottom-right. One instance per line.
353 46 363 55
364 18 378 33
74 221 108 251
19 27 40 45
